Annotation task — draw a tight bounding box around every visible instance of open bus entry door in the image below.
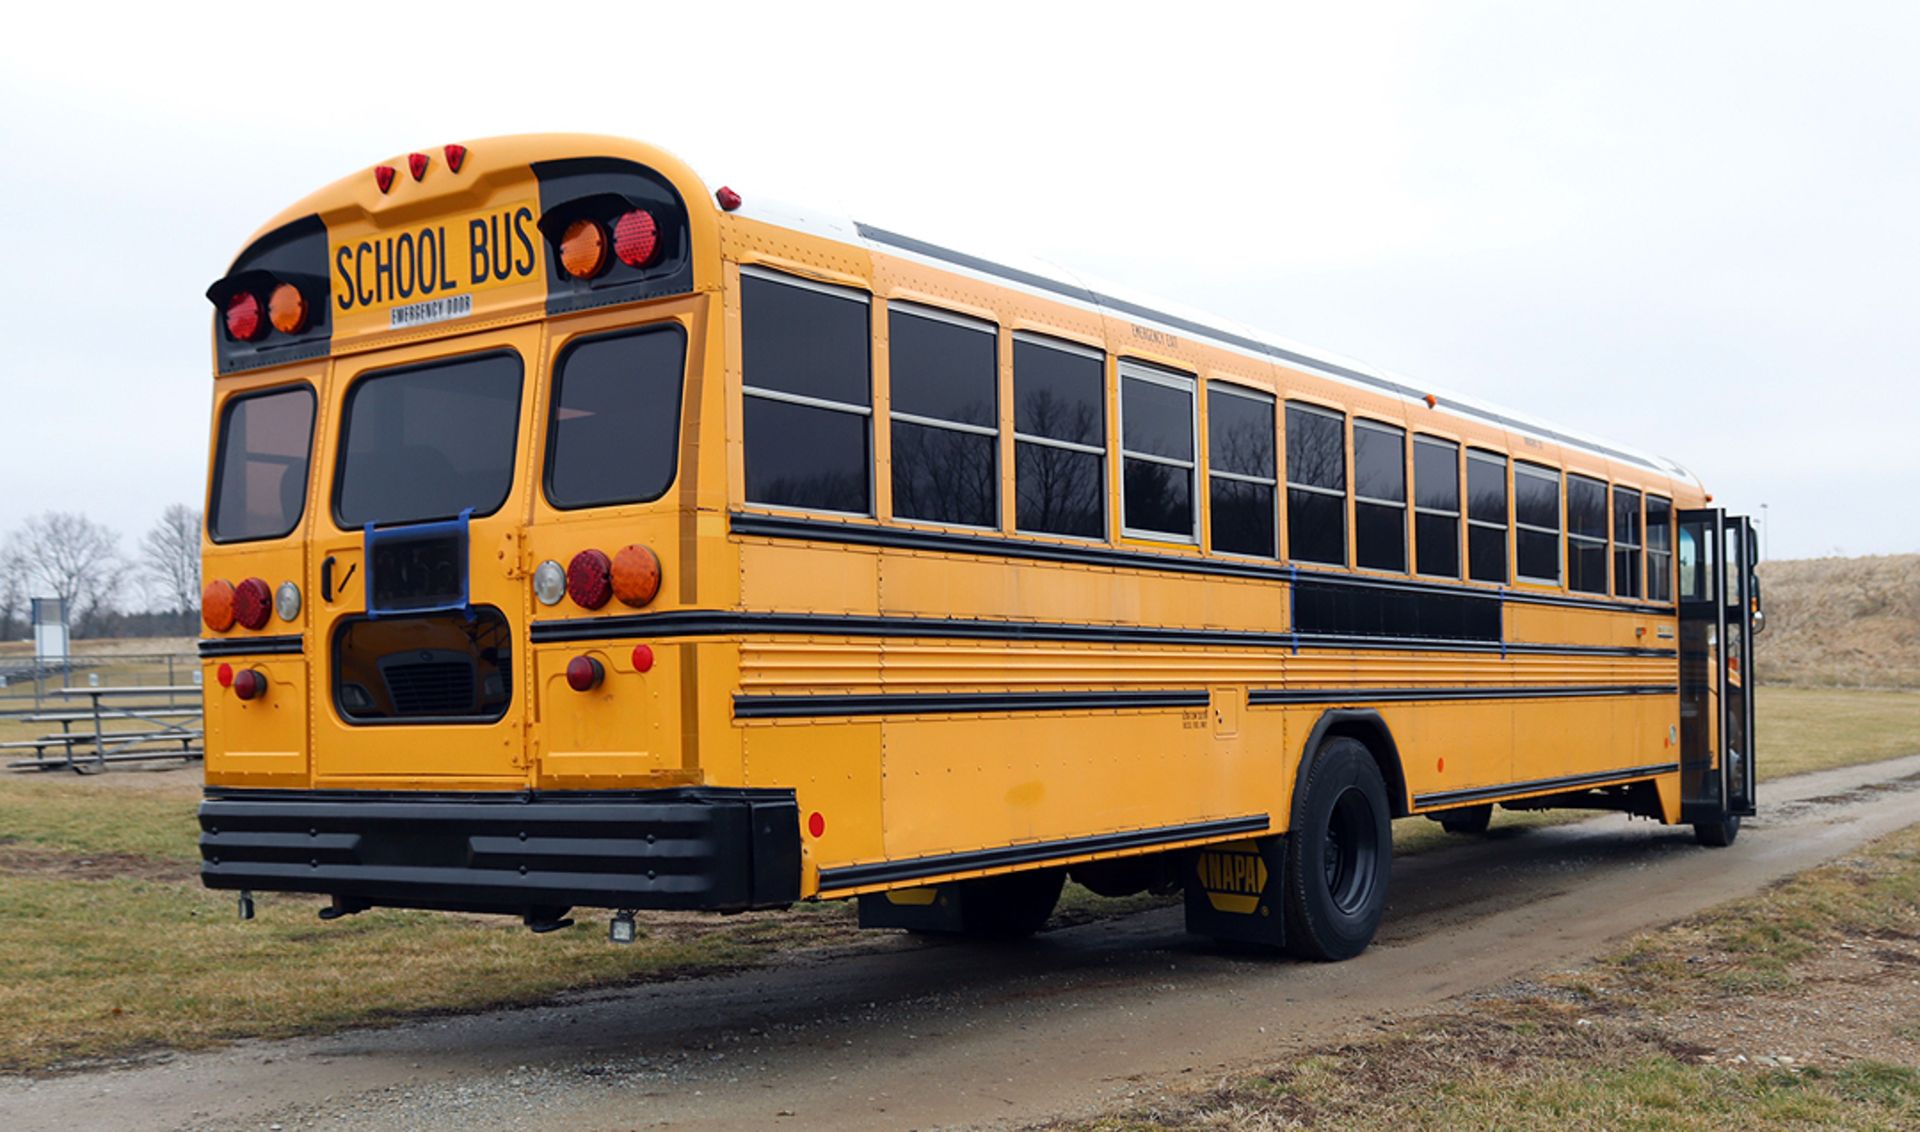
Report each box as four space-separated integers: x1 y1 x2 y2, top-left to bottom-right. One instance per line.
1677 508 1758 823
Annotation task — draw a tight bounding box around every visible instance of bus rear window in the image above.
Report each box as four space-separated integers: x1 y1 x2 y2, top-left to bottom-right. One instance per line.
336 352 523 528
209 385 315 543
546 325 686 509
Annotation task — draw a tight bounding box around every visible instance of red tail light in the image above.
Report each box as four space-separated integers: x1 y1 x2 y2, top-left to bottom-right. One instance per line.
443 143 467 172
566 549 612 609
224 292 264 341
232 669 267 701
566 655 605 692
408 152 429 181
374 164 396 193
202 580 237 632
233 577 273 631
612 210 659 267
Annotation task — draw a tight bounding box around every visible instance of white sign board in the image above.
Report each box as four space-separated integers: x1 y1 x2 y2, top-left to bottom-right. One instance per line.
31 597 68 663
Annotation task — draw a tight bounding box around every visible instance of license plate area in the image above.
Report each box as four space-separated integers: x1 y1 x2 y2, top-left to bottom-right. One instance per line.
365 513 469 616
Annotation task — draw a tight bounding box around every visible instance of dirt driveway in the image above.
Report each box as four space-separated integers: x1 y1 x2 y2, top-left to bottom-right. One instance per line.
7 754 1920 1132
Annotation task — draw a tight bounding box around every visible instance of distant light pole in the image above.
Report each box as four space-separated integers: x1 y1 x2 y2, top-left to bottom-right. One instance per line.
1760 502 1769 560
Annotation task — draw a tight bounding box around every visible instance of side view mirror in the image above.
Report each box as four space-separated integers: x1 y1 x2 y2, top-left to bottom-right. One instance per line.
1750 573 1766 635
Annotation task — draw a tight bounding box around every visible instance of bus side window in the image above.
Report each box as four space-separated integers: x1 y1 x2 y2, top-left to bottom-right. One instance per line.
1353 420 1407 572
889 304 998 529
1515 461 1562 584
1206 384 1276 558
1013 334 1106 539
1647 494 1674 601
1466 448 1508 583
1118 363 1198 542
740 269 873 515
1613 486 1643 598
1285 403 1346 565
1566 474 1608 594
1413 435 1460 578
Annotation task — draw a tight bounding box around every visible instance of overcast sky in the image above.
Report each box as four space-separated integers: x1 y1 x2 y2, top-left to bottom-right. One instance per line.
1 1 1914 561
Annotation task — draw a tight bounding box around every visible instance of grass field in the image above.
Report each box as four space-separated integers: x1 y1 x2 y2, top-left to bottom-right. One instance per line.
0 686 1913 1073
1055 825 1920 1131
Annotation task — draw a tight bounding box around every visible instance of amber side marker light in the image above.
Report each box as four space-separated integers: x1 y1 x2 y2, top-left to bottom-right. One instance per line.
560 219 607 278
269 283 308 334
612 544 661 607
202 580 236 632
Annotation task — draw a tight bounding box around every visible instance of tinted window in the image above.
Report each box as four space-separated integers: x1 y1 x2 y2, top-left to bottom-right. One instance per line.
1514 463 1560 583
1413 436 1459 579
742 272 872 514
1015 336 1105 538
1466 450 1508 584
890 307 997 527
1286 405 1344 491
336 353 522 528
890 308 995 427
740 273 869 405
1285 404 1346 565
333 606 512 723
1208 386 1276 558
1646 495 1674 602
210 385 315 542
1566 475 1608 594
1613 487 1643 599
744 397 870 513
1121 369 1196 540
546 325 686 509
1353 422 1406 572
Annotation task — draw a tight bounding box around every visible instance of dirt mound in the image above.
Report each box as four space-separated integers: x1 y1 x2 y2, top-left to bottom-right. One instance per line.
1757 554 1920 689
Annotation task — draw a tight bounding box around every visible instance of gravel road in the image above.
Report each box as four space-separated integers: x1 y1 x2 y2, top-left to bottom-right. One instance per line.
7 753 1920 1132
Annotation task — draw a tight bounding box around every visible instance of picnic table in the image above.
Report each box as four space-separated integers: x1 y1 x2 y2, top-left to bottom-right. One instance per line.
3 686 203 773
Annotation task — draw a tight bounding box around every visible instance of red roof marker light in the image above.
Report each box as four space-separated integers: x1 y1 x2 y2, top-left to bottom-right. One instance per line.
408 152 429 181
716 186 742 211
374 164 396 193
443 144 467 172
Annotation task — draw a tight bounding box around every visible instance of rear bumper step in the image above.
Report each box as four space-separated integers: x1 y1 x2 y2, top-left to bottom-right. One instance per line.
199 787 801 915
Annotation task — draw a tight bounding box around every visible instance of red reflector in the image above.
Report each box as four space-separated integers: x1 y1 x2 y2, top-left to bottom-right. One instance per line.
443 143 467 172
612 210 659 267
216 663 234 688
224 292 264 342
232 669 267 701
566 549 613 609
374 164 396 193
807 812 826 838
630 644 654 673
566 655 604 693
715 186 742 211
233 578 272 631
408 152 429 181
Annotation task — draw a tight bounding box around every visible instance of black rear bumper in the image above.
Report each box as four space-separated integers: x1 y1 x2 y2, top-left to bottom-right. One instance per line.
199 787 801 915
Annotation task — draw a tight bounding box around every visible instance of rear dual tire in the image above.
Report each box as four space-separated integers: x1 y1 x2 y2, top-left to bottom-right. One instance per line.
1693 812 1741 847
1283 737 1392 961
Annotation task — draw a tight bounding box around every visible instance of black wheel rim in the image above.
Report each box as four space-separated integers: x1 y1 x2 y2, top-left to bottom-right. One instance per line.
1321 785 1381 915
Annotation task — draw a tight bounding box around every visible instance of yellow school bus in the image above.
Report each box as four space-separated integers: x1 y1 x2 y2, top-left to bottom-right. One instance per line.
198 134 1759 959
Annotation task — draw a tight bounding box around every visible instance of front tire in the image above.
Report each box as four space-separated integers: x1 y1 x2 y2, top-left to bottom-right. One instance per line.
1283 737 1392 961
1694 812 1741 847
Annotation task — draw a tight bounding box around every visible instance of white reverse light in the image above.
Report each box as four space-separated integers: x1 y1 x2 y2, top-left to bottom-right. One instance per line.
533 560 567 606
275 581 302 622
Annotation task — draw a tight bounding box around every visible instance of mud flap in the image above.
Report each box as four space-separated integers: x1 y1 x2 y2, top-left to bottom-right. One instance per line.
1183 836 1287 948
856 885 965 932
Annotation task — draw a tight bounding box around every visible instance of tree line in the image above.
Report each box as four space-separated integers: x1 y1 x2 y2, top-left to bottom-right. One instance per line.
0 507 201 640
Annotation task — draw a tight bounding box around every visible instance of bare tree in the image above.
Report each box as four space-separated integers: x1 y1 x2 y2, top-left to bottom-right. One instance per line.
0 545 25 641
11 512 121 632
141 504 202 617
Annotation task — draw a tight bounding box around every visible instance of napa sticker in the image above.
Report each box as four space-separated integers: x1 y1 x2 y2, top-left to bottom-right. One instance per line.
332 202 541 329
1195 842 1269 915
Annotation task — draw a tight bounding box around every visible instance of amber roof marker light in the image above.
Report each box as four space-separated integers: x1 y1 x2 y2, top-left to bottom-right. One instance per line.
559 219 608 278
